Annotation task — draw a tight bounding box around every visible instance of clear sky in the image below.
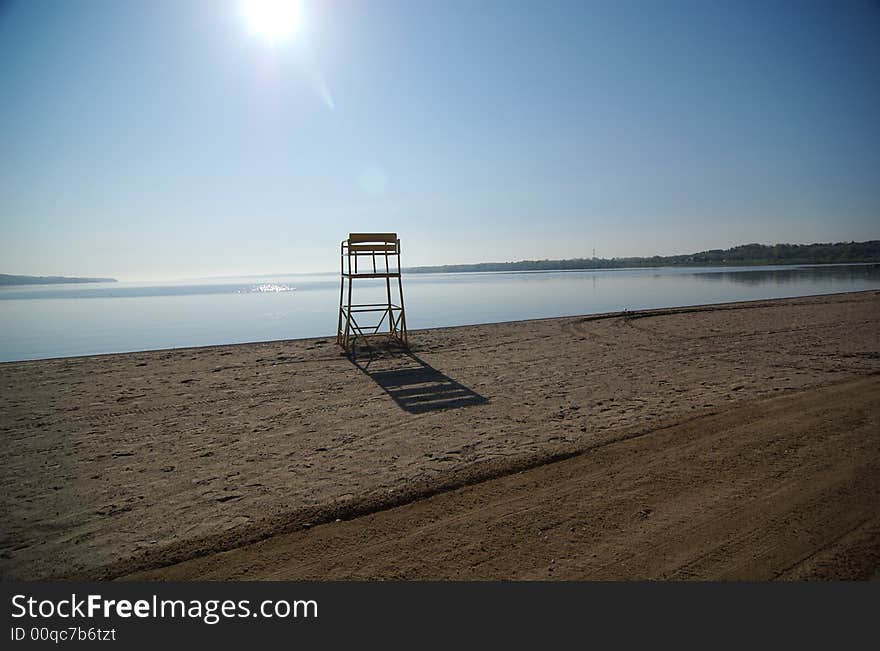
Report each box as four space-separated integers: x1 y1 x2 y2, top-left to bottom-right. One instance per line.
1 0 879 281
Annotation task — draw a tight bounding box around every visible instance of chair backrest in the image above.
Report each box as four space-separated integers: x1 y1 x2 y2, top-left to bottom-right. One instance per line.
347 233 399 253
348 233 397 244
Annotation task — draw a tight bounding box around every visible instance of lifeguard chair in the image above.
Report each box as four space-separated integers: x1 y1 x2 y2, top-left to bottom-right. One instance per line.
337 233 408 352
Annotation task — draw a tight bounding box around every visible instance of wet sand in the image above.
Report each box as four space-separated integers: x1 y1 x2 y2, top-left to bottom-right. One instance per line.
1 291 879 580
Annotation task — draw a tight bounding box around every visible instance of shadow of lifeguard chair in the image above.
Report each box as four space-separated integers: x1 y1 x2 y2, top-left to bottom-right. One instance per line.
337 233 408 353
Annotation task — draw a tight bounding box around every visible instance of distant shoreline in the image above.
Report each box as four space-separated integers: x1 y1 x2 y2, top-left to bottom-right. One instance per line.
406 240 880 274
0 274 117 286
405 261 880 275
4 241 877 283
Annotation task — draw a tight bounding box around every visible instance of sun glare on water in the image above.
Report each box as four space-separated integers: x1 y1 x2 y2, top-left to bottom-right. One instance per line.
242 0 304 44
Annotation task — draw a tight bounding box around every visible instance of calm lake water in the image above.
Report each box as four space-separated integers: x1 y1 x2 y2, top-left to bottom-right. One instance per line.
1 264 878 362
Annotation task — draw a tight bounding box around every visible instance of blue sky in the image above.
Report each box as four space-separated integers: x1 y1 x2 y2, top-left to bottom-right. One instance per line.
1 0 878 280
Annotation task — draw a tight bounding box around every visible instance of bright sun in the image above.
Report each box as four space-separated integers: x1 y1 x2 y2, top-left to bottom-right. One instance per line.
242 0 303 44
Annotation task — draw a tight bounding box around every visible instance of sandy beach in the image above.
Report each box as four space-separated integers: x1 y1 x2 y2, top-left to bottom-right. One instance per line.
2 291 879 580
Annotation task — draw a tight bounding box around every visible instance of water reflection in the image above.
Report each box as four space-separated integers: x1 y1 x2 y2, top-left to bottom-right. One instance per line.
689 264 880 286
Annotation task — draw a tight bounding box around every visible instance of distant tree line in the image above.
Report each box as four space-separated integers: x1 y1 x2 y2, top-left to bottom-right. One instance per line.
405 240 880 273
0 274 117 286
